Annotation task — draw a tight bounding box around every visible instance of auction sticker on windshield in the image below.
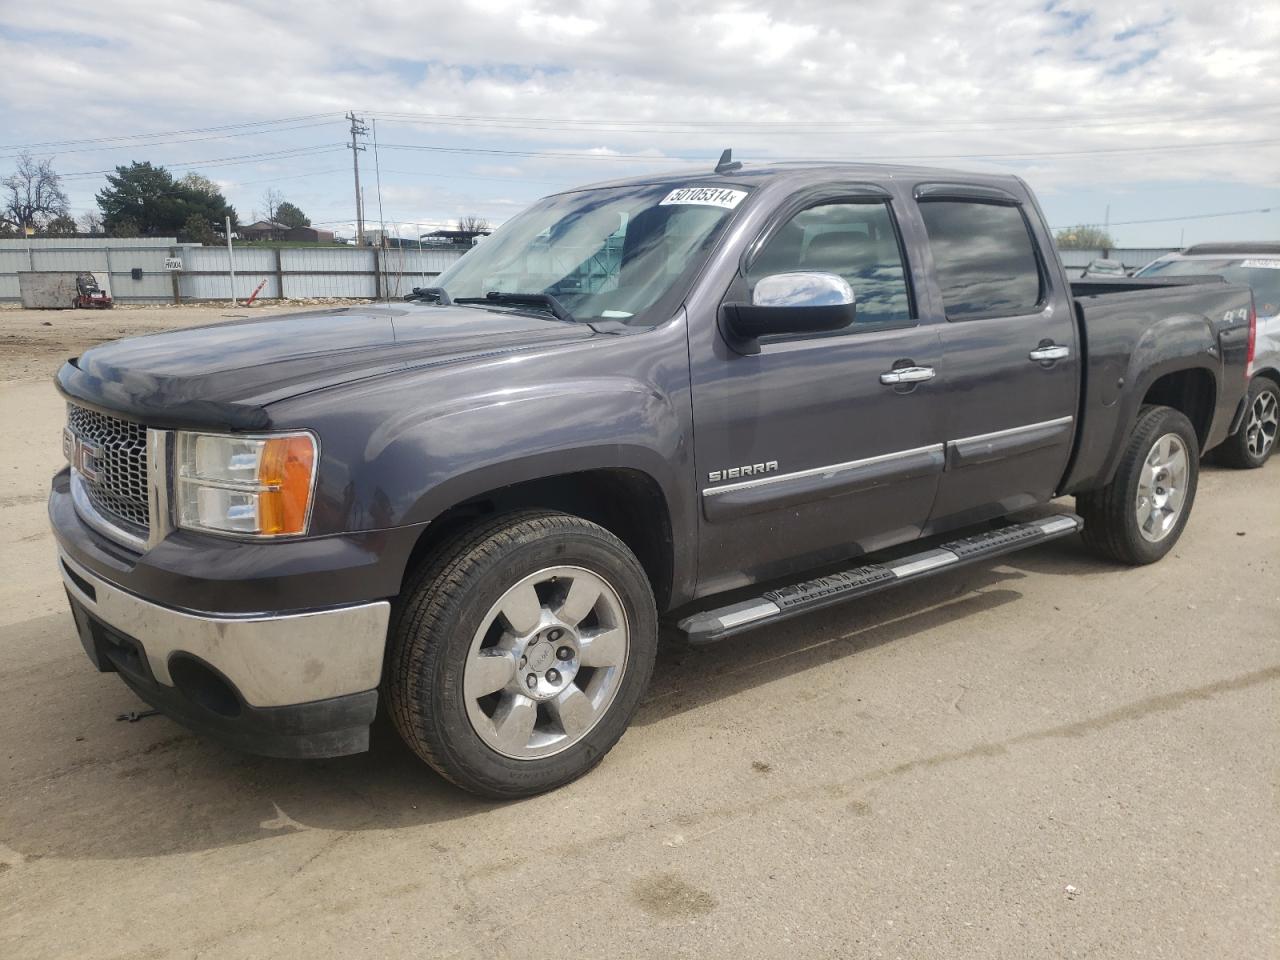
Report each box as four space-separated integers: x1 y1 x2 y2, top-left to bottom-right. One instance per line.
660 186 747 209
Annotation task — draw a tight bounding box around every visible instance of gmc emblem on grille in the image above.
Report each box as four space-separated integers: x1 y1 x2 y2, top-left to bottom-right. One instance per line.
63 428 102 482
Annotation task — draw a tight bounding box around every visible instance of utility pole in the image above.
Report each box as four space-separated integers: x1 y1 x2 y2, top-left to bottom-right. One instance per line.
346 112 369 246
225 215 237 306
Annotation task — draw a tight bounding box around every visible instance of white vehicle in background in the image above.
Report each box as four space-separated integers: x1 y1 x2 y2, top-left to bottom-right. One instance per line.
1136 243 1280 468
1080 257 1127 278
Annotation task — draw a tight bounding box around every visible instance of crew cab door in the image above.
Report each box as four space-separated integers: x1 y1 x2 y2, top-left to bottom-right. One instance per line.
688 186 945 596
910 183 1079 532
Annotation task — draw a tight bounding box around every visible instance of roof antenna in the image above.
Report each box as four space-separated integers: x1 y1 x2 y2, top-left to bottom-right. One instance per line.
715 148 742 174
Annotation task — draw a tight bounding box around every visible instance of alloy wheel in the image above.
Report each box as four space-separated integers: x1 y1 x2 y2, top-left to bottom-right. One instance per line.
1245 388 1278 460
1135 433 1189 543
463 566 630 760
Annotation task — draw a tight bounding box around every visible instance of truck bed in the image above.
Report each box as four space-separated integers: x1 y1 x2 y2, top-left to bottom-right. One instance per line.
1069 275 1228 297
1059 278 1254 494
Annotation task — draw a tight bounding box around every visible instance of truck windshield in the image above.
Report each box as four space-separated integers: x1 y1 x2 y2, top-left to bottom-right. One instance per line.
1138 257 1280 317
435 183 749 326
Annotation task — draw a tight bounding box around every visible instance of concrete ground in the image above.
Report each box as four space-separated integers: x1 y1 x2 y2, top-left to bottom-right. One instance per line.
1 305 1276 959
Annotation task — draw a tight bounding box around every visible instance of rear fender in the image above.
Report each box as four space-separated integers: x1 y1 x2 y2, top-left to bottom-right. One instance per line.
1061 309 1220 493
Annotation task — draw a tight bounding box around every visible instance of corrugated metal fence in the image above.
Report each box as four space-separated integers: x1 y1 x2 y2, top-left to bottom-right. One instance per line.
0 238 467 304
3 238 1181 304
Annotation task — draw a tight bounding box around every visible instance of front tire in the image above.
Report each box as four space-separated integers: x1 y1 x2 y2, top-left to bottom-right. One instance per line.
386 511 658 799
1077 405 1200 566
1218 376 1279 469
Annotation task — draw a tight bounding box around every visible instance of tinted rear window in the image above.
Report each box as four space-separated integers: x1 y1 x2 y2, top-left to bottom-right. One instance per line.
918 201 1043 320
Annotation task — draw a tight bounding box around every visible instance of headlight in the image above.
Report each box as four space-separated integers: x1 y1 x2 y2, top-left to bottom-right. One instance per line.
175 431 317 537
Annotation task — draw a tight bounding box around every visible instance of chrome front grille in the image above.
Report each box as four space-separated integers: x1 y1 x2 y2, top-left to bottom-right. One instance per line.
66 403 150 531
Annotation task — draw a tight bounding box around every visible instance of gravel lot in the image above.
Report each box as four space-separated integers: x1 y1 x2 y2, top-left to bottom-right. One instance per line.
1 305 1276 959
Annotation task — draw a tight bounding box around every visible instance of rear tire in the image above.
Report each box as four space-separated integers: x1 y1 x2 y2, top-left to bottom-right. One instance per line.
1077 405 1199 566
1218 376 1279 469
386 510 658 799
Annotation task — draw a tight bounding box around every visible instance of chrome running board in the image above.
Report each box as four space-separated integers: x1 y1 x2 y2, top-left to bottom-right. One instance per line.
675 513 1083 645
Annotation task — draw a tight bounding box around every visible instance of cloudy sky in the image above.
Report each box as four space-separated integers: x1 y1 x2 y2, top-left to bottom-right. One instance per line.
1 0 1277 246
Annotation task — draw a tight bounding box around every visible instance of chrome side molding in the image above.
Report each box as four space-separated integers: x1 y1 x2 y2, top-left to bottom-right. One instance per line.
702 443 946 497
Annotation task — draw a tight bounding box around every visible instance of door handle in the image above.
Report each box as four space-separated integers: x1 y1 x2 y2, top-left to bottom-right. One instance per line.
880 366 936 385
1029 344 1070 362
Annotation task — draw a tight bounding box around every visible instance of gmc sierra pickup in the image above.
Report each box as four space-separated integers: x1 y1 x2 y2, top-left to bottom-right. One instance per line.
50 161 1257 798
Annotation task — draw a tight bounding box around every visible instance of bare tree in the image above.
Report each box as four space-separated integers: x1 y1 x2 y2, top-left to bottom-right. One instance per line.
78 210 104 235
457 215 491 234
2 152 70 233
261 188 283 223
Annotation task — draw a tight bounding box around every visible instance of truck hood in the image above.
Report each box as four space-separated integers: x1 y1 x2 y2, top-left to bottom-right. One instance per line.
56 304 596 430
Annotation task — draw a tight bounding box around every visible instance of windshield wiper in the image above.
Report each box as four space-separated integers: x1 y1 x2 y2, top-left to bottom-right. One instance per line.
454 291 576 323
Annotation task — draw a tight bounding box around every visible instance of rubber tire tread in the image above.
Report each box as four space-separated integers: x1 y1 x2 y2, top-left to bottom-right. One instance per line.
1217 376 1279 469
386 510 656 799
1076 404 1199 566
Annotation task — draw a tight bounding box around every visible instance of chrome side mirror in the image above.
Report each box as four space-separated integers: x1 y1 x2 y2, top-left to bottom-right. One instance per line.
724 271 857 340
752 271 855 309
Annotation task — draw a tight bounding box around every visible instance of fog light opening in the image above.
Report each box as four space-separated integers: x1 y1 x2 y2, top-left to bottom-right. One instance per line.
169 655 242 718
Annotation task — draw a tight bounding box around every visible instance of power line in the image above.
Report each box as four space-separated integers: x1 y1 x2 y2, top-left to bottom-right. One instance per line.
373 137 1280 164
377 168 572 187
365 101 1275 131
1051 206 1275 229
0 120 345 161
7 102 1276 157
0 112 344 152
58 144 348 179
367 105 1280 137
220 166 351 187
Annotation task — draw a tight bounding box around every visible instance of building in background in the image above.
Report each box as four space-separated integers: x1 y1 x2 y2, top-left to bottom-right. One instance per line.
238 220 289 241
283 225 335 243
420 228 491 248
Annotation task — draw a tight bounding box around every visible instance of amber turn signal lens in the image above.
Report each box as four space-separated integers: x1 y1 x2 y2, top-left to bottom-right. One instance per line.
257 435 316 535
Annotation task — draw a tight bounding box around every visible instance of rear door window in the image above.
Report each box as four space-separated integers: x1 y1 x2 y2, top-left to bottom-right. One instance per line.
918 200 1043 320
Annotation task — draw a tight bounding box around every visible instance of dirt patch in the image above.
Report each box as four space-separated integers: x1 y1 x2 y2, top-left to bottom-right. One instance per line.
0 301 372 384
632 873 718 918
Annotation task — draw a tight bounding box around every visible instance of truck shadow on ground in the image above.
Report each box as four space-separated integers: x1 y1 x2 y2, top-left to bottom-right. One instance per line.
8 540 1115 865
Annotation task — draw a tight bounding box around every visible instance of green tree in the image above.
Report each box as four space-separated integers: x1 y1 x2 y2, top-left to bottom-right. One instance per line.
179 171 221 197
275 200 310 228
1055 225 1115 250
180 213 216 245
96 161 237 237
43 213 79 236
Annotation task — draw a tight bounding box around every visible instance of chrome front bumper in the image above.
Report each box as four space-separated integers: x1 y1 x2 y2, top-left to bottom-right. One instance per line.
58 548 391 708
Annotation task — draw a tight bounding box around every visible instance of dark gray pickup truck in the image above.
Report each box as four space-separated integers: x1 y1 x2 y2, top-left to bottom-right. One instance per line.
50 162 1258 797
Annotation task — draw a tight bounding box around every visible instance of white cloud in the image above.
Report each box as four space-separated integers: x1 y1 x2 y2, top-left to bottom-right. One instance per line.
1 0 1277 238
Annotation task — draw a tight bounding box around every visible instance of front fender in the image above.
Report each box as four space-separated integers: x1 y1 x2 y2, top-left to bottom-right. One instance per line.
265 317 697 595
382 379 689 527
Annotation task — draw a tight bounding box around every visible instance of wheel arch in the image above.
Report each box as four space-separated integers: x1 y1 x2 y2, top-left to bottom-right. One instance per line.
400 464 680 613
1139 365 1217 450
1252 365 1280 390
